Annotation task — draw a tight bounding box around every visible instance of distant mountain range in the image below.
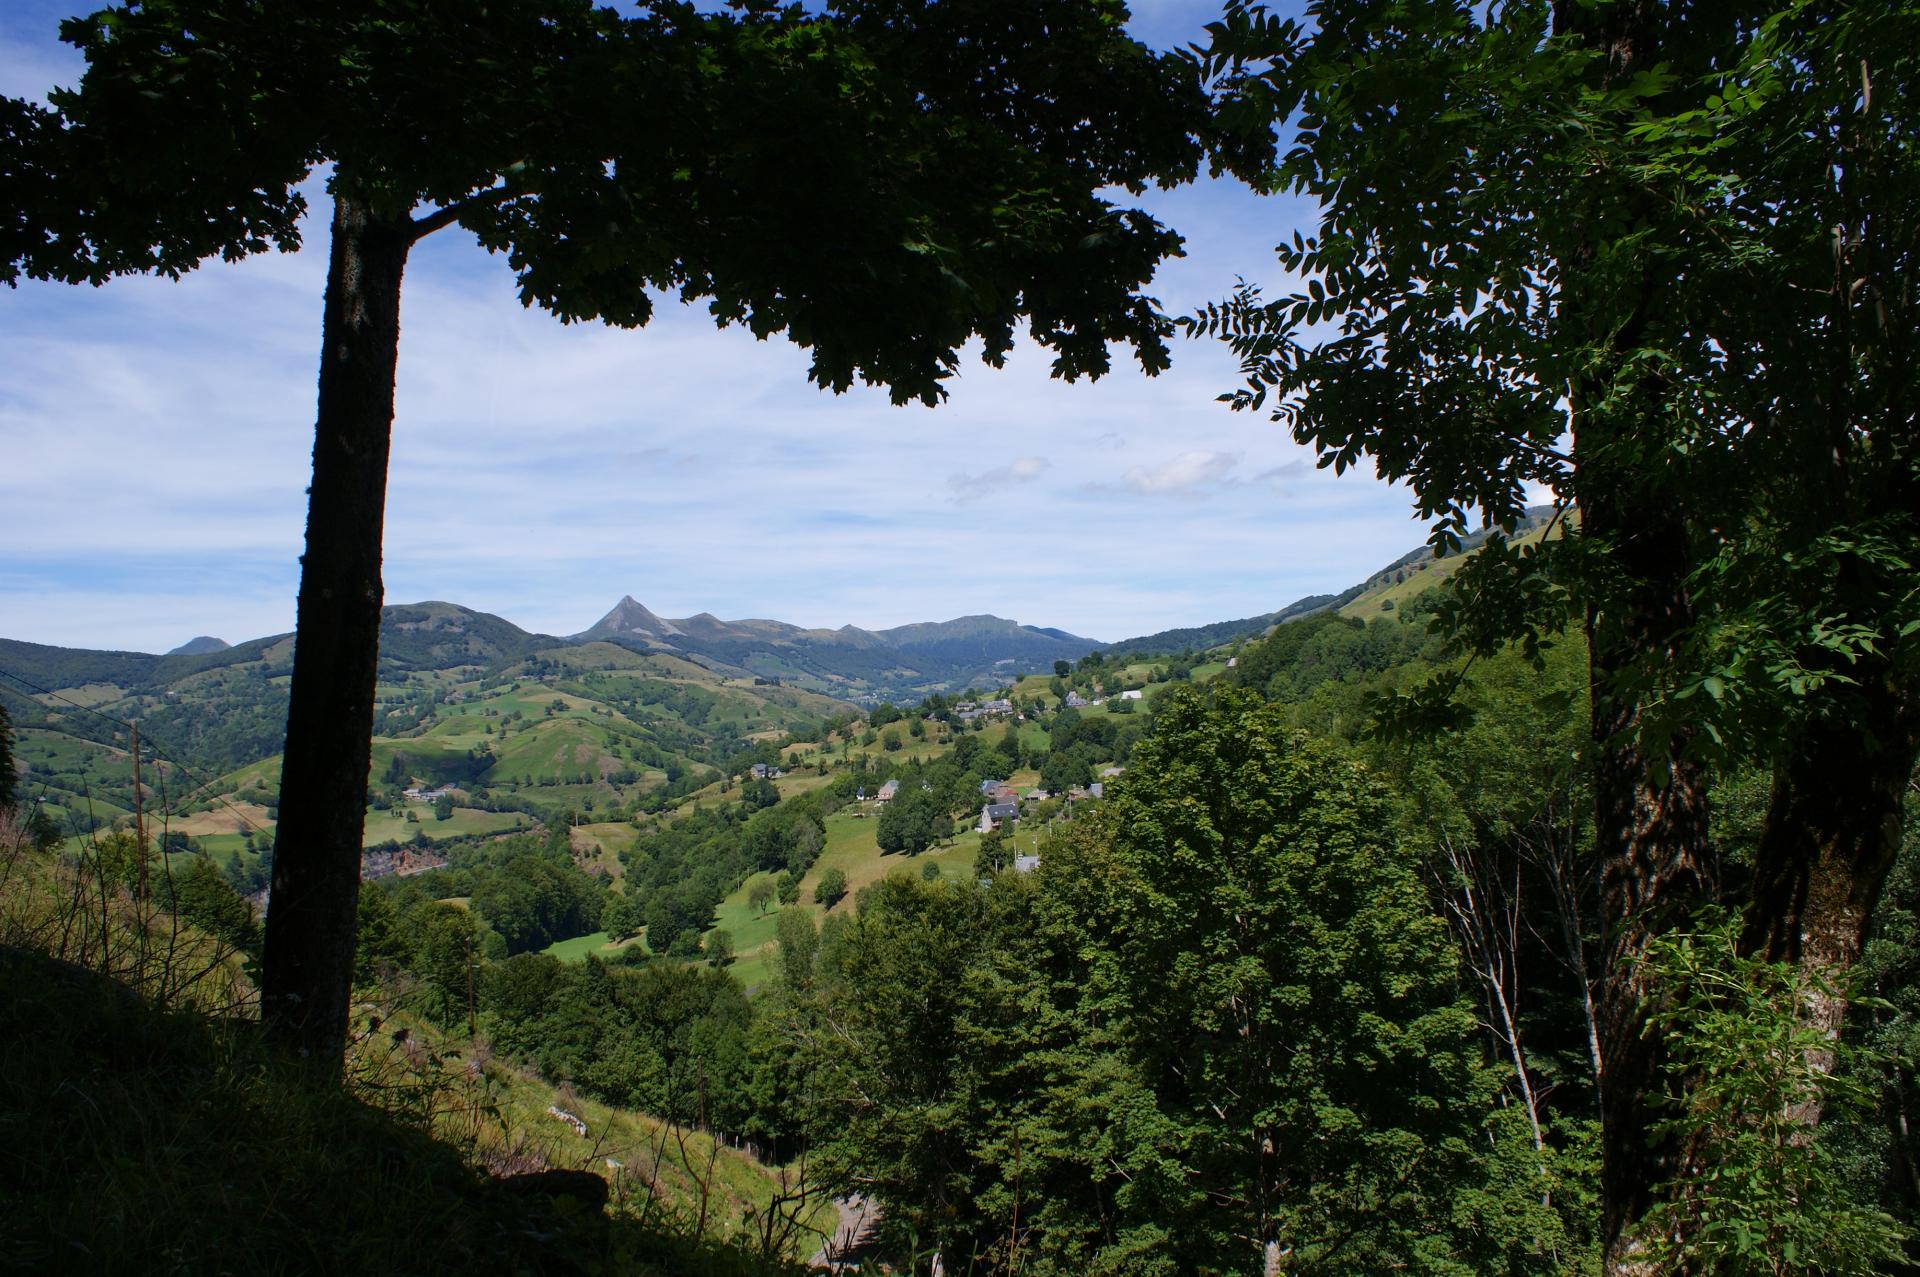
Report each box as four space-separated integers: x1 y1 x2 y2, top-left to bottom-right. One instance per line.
575 597 1105 698
2 507 1558 706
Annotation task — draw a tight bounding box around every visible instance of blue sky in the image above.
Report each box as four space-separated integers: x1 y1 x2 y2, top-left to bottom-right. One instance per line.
0 0 1434 654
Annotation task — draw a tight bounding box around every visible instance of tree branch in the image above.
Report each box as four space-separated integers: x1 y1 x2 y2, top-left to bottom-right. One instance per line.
410 183 520 243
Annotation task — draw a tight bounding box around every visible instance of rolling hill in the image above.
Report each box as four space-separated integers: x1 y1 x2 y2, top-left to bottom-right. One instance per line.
2 507 1564 856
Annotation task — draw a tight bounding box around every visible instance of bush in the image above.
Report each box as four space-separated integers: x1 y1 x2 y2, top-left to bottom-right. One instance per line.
813 868 848 909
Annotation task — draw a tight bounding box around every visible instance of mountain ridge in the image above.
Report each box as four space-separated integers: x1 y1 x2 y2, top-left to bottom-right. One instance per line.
575 596 1105 697
5 509 1560 703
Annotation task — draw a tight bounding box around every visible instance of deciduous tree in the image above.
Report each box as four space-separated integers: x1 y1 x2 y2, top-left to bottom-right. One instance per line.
1195 0 1920 1261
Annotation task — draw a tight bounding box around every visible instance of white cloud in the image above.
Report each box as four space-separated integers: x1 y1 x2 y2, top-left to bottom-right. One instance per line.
948 456 1050 504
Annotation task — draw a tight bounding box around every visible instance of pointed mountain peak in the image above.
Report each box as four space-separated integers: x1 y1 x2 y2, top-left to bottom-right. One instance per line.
578 596 682 641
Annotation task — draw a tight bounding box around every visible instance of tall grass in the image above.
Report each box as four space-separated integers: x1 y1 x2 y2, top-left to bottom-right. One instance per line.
0 816 853 1275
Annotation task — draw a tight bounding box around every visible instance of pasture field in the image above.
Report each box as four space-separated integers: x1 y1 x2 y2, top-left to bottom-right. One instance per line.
710 808 985 992
541 929 646 963
361 805 528 847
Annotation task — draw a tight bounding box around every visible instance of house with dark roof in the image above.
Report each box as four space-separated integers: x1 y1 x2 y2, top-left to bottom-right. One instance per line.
977 802 1019 833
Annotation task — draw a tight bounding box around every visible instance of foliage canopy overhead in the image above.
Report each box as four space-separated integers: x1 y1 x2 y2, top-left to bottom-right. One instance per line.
3 0 1209 405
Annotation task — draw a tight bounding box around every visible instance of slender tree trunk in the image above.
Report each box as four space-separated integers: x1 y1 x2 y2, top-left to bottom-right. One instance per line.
260 188 412 1073
1536 832 1604 1088
1437 837 1546 1155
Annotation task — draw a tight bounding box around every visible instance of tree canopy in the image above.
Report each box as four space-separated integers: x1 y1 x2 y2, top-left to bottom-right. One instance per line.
5 0 1206 400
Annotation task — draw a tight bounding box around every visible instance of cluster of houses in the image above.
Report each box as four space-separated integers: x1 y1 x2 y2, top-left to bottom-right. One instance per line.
954 698 1015 722
1063 689 1144 710
850 770 1121 838
748 762 783 780
361 844 449 881
973 772 1115 834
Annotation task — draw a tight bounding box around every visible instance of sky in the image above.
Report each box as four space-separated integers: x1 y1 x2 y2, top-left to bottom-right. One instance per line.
0 0 1435 655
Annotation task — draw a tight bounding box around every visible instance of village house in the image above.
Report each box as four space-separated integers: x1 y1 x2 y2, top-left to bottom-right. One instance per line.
1014 854 1041 874
976 801 1019 833
748 762 782 780
876 778 900 803
1064 691 1091 709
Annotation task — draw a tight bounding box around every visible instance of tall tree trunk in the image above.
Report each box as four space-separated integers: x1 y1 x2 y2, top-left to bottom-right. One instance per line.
1546 2 1728 1265
260 189 412 1073
1743 680 1920 1040
1581 505 1717 1274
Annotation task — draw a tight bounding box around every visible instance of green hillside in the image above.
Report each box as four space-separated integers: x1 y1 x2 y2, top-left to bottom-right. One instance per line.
6 621 863 862
1339 507 1564 620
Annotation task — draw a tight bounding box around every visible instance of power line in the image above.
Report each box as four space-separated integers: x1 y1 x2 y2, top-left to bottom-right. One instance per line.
0 665 276 842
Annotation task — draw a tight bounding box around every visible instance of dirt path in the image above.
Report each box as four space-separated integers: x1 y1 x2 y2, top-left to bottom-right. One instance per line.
809 1194 881 1270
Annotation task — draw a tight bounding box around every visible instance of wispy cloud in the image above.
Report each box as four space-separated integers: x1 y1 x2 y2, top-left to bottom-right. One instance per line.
1251 459 1312 487
948 456 1050 504
1120 449 1242 496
